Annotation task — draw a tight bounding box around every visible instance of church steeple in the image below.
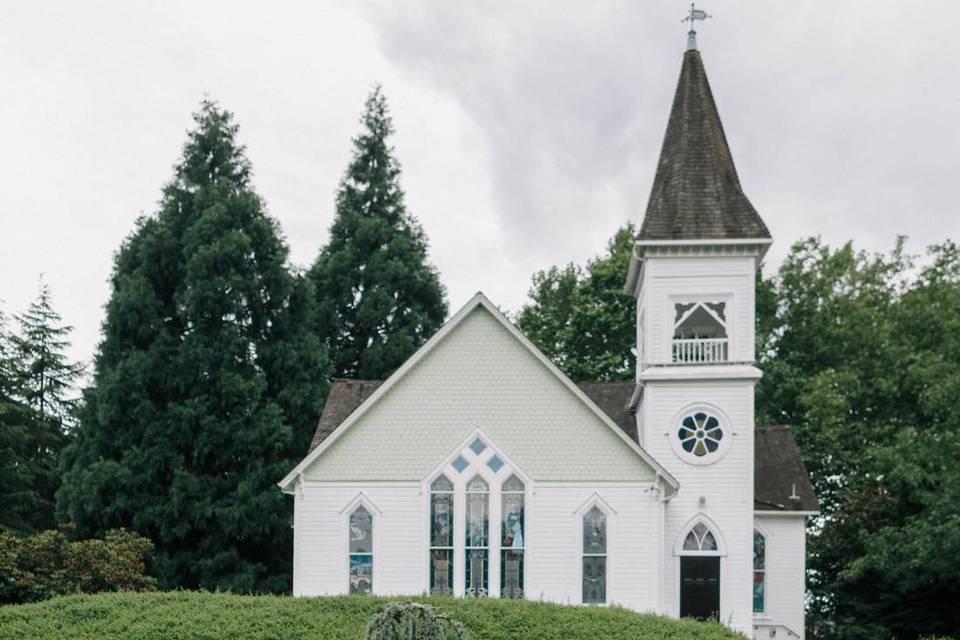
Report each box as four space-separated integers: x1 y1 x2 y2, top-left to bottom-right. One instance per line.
637 49 770 241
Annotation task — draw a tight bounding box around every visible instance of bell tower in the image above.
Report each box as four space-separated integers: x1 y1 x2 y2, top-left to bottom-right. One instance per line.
624 27 771 634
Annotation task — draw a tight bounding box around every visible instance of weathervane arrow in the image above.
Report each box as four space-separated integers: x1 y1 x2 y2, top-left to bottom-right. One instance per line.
682 3 711 51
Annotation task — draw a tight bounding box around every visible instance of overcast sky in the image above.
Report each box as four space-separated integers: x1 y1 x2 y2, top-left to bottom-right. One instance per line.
2 1 959 373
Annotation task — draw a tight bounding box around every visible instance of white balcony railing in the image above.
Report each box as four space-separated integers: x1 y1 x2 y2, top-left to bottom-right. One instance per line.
672 338 728 364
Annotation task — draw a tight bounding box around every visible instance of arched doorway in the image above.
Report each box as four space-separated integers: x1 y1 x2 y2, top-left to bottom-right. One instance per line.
678 521 721 620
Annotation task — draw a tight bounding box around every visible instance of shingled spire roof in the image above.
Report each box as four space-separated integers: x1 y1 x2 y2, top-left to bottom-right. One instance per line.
638 50 770 241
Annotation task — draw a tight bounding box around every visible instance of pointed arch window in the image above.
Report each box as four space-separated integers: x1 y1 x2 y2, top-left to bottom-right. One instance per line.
429 475 454 595
500 474 525 598
753 530 766 613
464 475 489 597
348 505 373 594
582 506 607 604
682 522 719 552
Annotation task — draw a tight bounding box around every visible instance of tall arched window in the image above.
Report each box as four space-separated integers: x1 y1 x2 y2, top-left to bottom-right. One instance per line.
429 475 454 595
753 530 766 613
679 521 721 620
464 475 489 597
582 506 607 604
348 505 373 594
500 474 525 598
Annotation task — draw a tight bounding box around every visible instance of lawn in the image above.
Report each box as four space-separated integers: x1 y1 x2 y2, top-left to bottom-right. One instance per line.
0 591 745 640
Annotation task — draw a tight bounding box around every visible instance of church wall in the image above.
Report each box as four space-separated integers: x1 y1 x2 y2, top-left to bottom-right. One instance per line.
303 307 655 483
293 482 424 597
525 483 662 612
293 479 663 608
642 380 756 635
753 514 808 640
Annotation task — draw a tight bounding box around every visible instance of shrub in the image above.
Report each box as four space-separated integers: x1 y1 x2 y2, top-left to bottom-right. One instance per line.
0 528 155 604
365 602 464 640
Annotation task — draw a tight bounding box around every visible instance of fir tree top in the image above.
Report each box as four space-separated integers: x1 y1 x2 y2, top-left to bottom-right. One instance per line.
311 86 447 380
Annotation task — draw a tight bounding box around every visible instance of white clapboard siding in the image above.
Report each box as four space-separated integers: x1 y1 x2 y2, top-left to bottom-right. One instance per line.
753 515 808 640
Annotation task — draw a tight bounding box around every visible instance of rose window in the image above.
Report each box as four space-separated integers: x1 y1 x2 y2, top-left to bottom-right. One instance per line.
677 411 723 457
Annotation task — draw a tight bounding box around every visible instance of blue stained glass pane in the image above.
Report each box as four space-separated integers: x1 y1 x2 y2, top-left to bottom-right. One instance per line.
452 456 468 472
487 455 503 472
470 438 487 455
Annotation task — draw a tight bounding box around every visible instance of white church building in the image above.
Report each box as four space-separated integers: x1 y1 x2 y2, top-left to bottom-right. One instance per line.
280 36 818 640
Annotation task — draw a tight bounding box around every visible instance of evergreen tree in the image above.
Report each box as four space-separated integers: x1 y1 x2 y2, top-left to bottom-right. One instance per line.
6 283 82 530
0 307 39 532
310 86 447 379
12 280 84 425
516 224 636 381
57 100 329 592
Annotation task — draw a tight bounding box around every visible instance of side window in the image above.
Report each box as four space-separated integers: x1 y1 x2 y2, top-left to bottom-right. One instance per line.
582 506 607 604
753 530 766 613
348 505 373 594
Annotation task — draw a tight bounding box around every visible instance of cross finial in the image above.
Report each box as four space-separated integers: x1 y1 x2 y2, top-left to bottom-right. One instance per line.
682 3 711 51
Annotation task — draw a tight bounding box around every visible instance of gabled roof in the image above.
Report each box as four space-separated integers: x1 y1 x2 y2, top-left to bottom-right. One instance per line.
754 426 819 513
280 293 679 495
638 50 770 241
303 378 817 513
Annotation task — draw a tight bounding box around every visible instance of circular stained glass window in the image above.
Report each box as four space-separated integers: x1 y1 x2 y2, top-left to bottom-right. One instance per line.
677 411 724 457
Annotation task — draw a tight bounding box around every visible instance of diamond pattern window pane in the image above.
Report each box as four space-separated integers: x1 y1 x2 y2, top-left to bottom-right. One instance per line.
470 438 487 455
452 455 468 473
487 455 503 472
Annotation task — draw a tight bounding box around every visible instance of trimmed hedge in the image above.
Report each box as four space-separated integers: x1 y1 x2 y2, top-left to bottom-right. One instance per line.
0 529 155 604
0 591 746 640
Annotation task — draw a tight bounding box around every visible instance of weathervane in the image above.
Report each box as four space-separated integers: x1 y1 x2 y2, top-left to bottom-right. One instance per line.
682 3 711 51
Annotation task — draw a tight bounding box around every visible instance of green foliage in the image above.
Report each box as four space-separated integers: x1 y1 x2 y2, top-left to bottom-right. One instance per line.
365 602 463 640
756 238 960 640
56 100 330 593
0 284 82 532
0 591 747 640
309 86 447 380
516 224 636 381
0 528 155 604
0 309 39 533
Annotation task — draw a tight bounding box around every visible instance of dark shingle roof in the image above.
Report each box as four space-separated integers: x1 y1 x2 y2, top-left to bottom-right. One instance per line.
754 426 819 512
638 50 770 241
307 381 817 513
577 382 638 442
308 379 382 451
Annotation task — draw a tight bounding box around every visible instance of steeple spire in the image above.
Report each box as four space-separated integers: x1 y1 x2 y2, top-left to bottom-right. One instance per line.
637 47 770 241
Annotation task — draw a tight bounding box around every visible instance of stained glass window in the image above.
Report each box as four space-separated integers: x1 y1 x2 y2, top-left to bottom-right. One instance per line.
682 522 719 552
429 475 454 595
348 506 372 594
465 475 489 597
753 530 765 613
677 412 724 457
501 475 525 598
582 506 607 604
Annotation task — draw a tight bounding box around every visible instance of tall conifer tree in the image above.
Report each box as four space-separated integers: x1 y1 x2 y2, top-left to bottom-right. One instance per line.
5 283 82 530
57 101 328 591
0 307 39 532
310 87 447 379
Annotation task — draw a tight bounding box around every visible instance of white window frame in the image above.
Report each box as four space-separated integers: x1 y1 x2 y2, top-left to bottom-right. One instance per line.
574 493 616 606
421 429 532 599
338 492 382 595
668 402 734 466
